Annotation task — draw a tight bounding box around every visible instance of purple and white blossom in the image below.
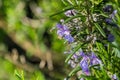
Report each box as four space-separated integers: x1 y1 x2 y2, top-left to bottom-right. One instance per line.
67 50 102 76
110 10 117 19
90 52 101 66
80 56 90 75
64 9 76 17
64 34 74 43
56 24 69 37
68 60 77 68
79 51 85 57
112 74 118 80
56 24 74 43
80 78 84 80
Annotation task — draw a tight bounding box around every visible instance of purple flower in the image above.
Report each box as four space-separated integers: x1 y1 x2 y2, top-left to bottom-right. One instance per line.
79 51 85 57
72 53 79 62
105 18 118 27
112 74 118 80
110 10 117 19
105 9 119 28
64 34 74 43
68 60 76 68
56 24 69 32
56 23 63 29
73 51 84 58
72 50 85 62
90 52 101 66
80 56 90 75
56 24 74 43
56 24 69 37
64 10 76 17
105 18 113 24
108 34 115 42
80 78 84 80
103 5 113 13
57 30 65 37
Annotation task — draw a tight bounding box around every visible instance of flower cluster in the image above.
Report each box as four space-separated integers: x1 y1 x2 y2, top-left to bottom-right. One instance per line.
56 23 74 43
68 50 101 76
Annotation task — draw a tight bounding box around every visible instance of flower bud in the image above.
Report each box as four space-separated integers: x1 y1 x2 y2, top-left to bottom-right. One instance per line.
103 5 113 13
107 34 115 42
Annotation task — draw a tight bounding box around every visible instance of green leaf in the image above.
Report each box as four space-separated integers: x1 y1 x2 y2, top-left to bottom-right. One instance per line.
113 48 120 58
90 0 103 5
74 0 79 5
94 23 106 38
99 12 109 18
50 6 76 17
67 0 74 5
68 65 80 77
62 0 79 6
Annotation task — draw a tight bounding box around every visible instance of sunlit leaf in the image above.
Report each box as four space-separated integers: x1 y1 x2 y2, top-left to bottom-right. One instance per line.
94 23 106 38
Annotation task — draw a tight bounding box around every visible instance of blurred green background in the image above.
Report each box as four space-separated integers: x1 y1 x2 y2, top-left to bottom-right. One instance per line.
0 0 69 80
